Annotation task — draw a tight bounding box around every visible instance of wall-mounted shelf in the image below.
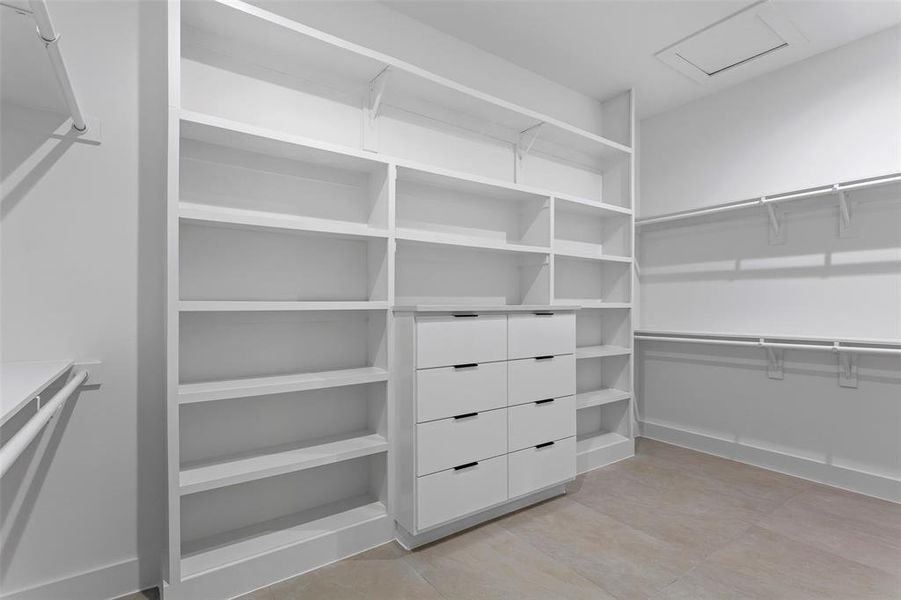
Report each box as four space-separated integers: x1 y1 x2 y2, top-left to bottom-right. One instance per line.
178 366 389 404
181 0 631 169
576 388 631 410
178 301 390 312
0 360 73 426
576 430 629 454
180 431 388 495
575 345 632 359
396 229 550 255
553 248 631 263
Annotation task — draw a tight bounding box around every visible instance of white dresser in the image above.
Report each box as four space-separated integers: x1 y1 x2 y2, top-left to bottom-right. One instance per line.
393 307 578 546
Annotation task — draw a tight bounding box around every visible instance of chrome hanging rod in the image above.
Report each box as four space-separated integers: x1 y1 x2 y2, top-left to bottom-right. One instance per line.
636 173 901 227
634 333 901 356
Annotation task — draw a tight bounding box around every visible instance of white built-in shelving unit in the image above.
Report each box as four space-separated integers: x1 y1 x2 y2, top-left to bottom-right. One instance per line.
165 1 635 597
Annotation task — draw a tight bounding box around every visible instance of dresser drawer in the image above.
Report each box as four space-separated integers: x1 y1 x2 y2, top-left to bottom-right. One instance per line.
508 436 576 499
507 354 575 406
417 454 508 530
416 314 507 368
416 361 506 423
416 408 507 476
508 395 576 452
507 312 575 360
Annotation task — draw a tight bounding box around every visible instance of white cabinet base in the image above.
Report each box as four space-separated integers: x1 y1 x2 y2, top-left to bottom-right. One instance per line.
395 483 568 550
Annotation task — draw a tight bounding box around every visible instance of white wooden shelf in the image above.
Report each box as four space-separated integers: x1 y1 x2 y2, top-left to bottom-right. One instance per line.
555 301 630 310
182 0 631 169
576 431 630 455
576 389 631 411
554 194 632 217
396 228 551 255
393 304 580 313
181 496 386 578
575 345 632 360
554 247 632 263
179 202 390 241
180 431 388 495
1 360 73 426
179 301 390 312
178 366 389 404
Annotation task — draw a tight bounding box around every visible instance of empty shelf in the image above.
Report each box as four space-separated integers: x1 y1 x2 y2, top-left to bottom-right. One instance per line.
576 389 631 410
555 300 630 309
1 360 74 426
178 366 389 404
181 496 386 578
179 202 390 240
554 194 632 216
180 431 388 495
554 247 632 263
396 228 550 255
575 345 632 359
576 431 630 455
179 301 390 312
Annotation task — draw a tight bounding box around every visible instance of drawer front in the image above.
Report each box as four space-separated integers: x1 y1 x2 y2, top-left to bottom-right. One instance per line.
507 354 575 406
508 436 576 499
416 408 507 476
508 312 575 360
416 361 506 423
417 455 508 530
508 395 576 452
416 315 507 368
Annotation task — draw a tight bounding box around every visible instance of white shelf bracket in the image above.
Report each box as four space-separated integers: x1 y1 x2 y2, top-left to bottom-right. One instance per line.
762 343 784 380
514 122 543 183
362 66 390 152
761 198 785 245
836 185 854 238
835 344 859 388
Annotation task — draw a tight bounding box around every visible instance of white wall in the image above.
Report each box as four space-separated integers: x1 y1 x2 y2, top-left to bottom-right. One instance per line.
1 2 611 598
641 25 901 217
637 26 901 501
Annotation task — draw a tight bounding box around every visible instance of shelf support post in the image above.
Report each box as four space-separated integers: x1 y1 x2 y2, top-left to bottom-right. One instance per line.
514 122 543 183
362 66 390 152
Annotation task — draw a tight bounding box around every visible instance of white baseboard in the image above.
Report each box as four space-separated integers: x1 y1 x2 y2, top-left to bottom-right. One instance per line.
0 557 151 600
640 419 901 504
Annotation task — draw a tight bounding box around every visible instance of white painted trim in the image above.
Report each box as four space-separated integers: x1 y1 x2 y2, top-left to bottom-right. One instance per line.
0 557 152 600
639 419 901 504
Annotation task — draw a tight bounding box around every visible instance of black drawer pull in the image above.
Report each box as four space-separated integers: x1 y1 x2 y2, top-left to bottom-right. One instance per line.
453 363 478 370
454 461 479 471
536 441 555 449
533 312 554 316
535 398 555 405
453 314 478 318
453 412 478 420
534 355 554 361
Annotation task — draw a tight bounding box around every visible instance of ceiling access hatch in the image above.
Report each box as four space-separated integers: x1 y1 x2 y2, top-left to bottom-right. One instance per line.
656 1 806 83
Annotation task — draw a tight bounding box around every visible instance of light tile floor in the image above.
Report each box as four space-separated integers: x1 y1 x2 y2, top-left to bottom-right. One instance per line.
120 439 901 600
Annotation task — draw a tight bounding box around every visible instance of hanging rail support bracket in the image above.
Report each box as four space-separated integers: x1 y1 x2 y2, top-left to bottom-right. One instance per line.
834 344 859 388
836 185 854 238
761 198 786 245
761 342 784 380
514 122 544 183
362 66 390 152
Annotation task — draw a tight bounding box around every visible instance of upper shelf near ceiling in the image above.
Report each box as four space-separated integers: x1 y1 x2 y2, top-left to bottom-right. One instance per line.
180 0 632 170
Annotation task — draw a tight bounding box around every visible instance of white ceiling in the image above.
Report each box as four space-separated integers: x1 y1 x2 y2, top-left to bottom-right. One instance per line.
384 0 901 117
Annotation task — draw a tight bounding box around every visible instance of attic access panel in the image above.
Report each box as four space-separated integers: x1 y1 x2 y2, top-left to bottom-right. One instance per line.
656 1 806 83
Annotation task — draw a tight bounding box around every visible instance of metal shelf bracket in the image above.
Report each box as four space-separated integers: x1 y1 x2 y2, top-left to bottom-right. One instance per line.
761 198 785 245
835 344 859 388
762 342 784 380
362 66 390 152
836 185 854 238
514 122 544 183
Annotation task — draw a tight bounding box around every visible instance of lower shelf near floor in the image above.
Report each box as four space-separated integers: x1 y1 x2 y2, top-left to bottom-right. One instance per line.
576 430 633 474
575 388 631 410
180 495 386 579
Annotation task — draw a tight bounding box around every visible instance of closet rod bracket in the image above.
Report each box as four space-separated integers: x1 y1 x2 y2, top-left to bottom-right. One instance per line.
513 122 544 183
834 344 859 388
761 198 785 245
762 342 784 380
362 66 390 152
836 185 854 238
